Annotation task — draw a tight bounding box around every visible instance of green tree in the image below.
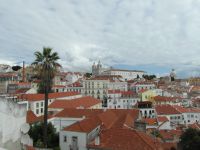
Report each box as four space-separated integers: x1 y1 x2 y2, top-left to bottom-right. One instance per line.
32 47 60 148
179 128 200 150
29 122 59 148
85 72 92 78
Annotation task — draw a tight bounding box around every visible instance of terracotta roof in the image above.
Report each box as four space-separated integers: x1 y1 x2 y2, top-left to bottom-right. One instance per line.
157 116 169 122
48 96 101 109
172 105 200 113
26 145 36 150
52 85 65 88
68 81 82 87
16 82 31 86
63 116 101 133
15 88 30 94
155 105 181 115
108 89 121 94
154 96 178 102
55 108 103 118
143 118 157 126
18 92 80 101
98 109 139 129
159 130 182 141
97 110 118 129
88 128 162 150
0 73 18 78
121 91 136 96
138 89 148 93
188 123 200 130
26 110 40 124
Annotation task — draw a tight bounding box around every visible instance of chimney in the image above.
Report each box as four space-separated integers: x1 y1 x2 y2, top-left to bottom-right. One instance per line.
95 135 100 145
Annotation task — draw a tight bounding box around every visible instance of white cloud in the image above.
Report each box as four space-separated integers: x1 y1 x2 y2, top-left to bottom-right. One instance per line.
0 0 200 76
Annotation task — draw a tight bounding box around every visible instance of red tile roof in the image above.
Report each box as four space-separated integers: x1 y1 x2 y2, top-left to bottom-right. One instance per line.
26 145 36 150
0 73 18 78
16 82 31 86
48 96 101 109
98 110 118 129
157 116 169 123
143 118 157 126
55 109 103 118
63 116 101 133
138 89 148 93
159 130 182 141
18 92 80 101
108 89 121 94
68 81 82 87
88 128 162 150
98 109 139 129
188 123 200 130
52 85 65 88
154 96 178 102
26 110 39 124
172 105 200 113
155 105 181 115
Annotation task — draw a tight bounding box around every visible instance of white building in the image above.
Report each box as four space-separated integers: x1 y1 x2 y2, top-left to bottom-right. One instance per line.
82 76 127 100
17 92 81 116
172 105 200 125
107 90 140 109
60 117 101 150
155 105 183 125
92 61 145 80
103 69 145 81
130 82 156 93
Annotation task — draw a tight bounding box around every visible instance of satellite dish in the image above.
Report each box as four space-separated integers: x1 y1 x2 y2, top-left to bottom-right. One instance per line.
20 123 30 134
21 134 30 145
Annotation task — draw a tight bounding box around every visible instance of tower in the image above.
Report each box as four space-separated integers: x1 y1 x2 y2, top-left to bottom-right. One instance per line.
170 69 176 81
92 62 97 75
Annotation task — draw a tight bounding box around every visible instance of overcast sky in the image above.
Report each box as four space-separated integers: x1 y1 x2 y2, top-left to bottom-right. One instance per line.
1 0 200 77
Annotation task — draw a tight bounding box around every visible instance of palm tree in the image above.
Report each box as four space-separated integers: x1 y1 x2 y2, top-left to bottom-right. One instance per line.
32 47 60 148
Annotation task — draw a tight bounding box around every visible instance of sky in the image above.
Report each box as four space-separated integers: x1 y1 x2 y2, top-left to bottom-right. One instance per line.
1 0 200 78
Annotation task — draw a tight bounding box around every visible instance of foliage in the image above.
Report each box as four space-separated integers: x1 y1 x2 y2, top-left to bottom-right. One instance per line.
85 72 92 78
142 74 156 80
151 130 162 138
28 122 59 148
12 65 22 71
179 128 200 150
32 47 60 93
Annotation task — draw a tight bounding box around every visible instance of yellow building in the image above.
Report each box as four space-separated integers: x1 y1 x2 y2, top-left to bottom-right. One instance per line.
139 89 156 102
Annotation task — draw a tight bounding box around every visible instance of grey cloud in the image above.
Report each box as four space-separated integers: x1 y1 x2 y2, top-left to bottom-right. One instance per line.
0 0 200 76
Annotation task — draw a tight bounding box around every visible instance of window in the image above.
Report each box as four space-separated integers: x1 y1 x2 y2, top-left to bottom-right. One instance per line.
64 136 67 142
36 109 39 114
36 103 39 108
41 108 43 113
41 102 43 107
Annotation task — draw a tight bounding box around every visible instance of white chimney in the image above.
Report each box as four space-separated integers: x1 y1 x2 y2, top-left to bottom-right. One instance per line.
95 136 100 145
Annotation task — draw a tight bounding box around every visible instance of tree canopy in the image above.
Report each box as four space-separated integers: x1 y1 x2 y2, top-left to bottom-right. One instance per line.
28 122 59 149
32 47 60 93
179 128 200 150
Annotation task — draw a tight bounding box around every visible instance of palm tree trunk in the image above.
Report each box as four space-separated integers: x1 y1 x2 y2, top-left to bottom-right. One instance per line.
44 85 49 148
